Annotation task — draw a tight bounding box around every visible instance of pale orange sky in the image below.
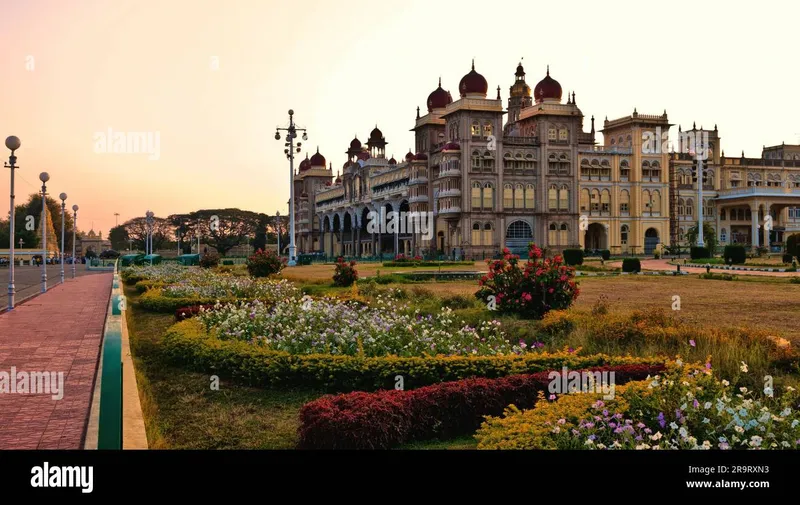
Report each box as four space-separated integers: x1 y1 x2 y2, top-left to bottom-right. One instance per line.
1 0 798 235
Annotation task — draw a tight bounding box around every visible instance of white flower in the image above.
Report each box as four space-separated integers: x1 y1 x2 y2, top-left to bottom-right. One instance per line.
740 361 748 373
722 380 730 386
650 432 663 441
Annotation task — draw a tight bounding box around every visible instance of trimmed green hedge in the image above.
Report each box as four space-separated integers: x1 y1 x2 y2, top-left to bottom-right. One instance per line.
600 250 611 261
159 319 665 392
690 246 711 260
562 249 584 266
138 290 244 313
622 258 641 273
723 245 746 265
786 234 799 257
135 280 167 294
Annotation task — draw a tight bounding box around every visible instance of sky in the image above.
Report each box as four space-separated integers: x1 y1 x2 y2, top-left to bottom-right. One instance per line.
0 0 798 235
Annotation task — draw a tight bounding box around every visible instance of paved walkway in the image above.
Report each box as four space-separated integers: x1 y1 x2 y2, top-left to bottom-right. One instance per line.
609 258 800 277
0 273 112 449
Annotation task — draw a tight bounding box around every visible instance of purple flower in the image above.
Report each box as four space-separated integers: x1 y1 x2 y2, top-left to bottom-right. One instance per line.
693 399 700 409
706 362 712 370
549 394 556 400
635 435 643 441
689 339 696 347
588 435 596 441
657 412 666 428
602 409 609 417
609 422 617 428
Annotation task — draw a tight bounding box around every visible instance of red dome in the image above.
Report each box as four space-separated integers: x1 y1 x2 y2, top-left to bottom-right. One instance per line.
299 155 311 171
427 78 453 111
405 150 414 161
533 66 562 102
388 156 397 164
413 152 428 161
349 137 361 149
369 126 383 141
459 60 488 98
309 148 326 167
442 142 461 152
357 151 370 161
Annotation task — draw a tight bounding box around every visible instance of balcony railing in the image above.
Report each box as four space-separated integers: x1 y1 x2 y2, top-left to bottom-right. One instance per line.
409 195 429 203
717 186 800 198
579 146 633 154
438 168 462 178
439 189 462 198
503 136 539 146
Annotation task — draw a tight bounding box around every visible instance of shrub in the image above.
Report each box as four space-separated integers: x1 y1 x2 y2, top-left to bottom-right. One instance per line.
723 245 746 265
222 260 234 266
297 364 664 449
562 249 584 266
756 246 768 257
200 252 220 268
621 258 641 273
139 288 242 313
653 249 662 259
782 254 793 264
790 277 800 285
699 272 737 281
174 304 216 322
600 250 611 261
134 280 166 294
690 246 711 260
332 257 358 287
247 248 285 277
787 234 800 257
475 243 579 319
160 319 664 392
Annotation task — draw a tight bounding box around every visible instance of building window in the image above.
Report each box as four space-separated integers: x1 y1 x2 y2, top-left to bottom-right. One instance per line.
548 128 557 141
548 186 558 211
472 222 482 245
600 190 610 214
559 128 568 141
503 184 513 208
471 122 480 137
620 161 630 181
483 122 493 138
483 183 494 210
621 225 629 245
515 183 524 209
472 150 481 170
472 181 482 209
580 189 590 213
548 223 557 245
559 186 569 210
720 209 726 220
620 190 630 214
559 223 568 245
590 189 600 213
483 223 493 245
525 184 535 209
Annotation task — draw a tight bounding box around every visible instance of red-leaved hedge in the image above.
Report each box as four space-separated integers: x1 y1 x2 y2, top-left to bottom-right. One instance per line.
297 363 664 450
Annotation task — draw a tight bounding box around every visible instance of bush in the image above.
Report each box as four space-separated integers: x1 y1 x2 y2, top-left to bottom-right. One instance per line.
621 258 641 273
160 319 664 392
782 254 793 264
134 280 166 294
174 304 216 322
200 252 220 268
222 260 234 266
787 234 800 257
297 364 664 449
247 248 285 277
475 243 579 319
562 249 584 266
690 246 711 260
600 250 611 261
332 257 358 287
139 288 242 313
723 245 747 265
756 245 768 257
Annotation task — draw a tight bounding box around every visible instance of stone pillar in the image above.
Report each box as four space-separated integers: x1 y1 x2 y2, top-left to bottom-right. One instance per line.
355 226 361 258
715 204 722 245
750 202 759 252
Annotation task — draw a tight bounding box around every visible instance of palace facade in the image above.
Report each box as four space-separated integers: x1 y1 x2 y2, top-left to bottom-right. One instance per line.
292 61 800 258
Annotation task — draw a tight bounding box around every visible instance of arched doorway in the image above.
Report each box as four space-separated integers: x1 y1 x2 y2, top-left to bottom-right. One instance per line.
505 220 533 255
585 223 607 250
644 228 659 255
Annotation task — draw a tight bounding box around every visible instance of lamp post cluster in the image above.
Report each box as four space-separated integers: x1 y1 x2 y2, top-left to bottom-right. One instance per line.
5 136 79 311
274 109 307 266
145 211 155 255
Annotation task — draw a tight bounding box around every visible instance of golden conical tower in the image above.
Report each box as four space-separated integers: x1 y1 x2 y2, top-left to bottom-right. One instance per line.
36 204 61 255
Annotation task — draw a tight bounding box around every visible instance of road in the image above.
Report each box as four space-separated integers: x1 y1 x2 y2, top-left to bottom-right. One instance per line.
0 265 104 310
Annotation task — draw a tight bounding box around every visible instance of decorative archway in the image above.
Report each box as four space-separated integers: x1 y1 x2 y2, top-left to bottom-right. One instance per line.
505 220 533 255
585 223 607 250
644 227 660 255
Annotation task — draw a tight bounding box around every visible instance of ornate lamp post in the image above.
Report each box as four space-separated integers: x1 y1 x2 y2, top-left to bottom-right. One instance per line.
145 211 154 255
5 135 21 310
72 204 79 279
39 172 50 293
59 193 67 284
274 110 307 266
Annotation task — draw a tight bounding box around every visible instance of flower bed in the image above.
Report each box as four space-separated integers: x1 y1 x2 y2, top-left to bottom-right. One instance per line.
197 295 517 357
297 363 664 449
476 361 800 450
161 318 664 391
162 277 299 302
122 264 204 285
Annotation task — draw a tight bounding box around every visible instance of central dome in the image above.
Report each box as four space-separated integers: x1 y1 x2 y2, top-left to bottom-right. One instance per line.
459 60 488 98
533 66 562 103
427 78 453 111
309 147 326 167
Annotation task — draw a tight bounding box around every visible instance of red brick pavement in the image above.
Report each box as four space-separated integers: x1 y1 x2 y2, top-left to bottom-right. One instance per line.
0 273 112 449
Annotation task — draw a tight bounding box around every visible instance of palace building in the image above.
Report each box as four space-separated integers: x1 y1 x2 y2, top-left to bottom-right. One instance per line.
293 61 800 258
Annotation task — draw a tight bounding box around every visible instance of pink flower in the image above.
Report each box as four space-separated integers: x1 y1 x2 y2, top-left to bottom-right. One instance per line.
689 339 696 347
548 288 554 294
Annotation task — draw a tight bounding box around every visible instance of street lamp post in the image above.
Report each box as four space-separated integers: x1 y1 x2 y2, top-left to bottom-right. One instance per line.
39 172 50 293
276 210 281 256
145 211 154 257
60 193 67 284
5 135 21 311
275 109 308 266
72 205 79 279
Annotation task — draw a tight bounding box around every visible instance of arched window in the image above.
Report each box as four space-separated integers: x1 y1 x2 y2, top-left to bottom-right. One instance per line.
503 153 513 170
548 186 558 210
471 121 481 137
483 182 494 210
548 223 557 245
558 128 568 141
482 151 494 171
548 128 557 141
471 181 482 208
559 185 569 210
590 189 600 214
472 222 482 245
559 223 568 245
621 224 629 245
620 160 630 180
651 190 662 215
619 190 630 215
472 150 481 169
650 161 661 181
686 198 694 216
483 122 493 138
643 189 651 214
600 189 610 214
678 198 685 216
483 222 493 246
580 188 590 213
525 184 535 209
507 220 533 239
515 183 524 209
503 184 513 208
721 209 726 220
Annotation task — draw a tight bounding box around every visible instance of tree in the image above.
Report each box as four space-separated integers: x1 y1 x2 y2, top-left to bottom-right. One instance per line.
109 225 130 251
169 209 262 256
252 214 269 252
686 222 718 254
122 216 173 252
